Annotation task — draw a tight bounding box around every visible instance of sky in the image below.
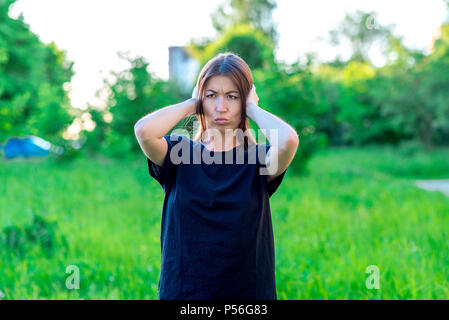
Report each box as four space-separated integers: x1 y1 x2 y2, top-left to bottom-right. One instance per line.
8 0 447 111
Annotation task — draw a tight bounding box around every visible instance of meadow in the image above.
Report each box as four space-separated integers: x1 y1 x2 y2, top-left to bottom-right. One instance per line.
1 144 449 299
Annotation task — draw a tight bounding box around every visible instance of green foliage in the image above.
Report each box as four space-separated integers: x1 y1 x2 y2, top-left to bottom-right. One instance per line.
3 0 448 168
397 139 425 157
1 225 26 256
2 147 449 299
24 215 67 257
0 1 76 143
187 23 276 71
81 108 108 155
85 52 184 159
329 10 394 63
210 0 279 44
46 135 84 165
1 214 68 258
314 15 449 149
251 57 331 173
366 24 449 149
293 132 328 174
100 129 134 160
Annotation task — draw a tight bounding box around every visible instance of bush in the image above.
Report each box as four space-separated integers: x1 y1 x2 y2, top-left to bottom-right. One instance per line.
1 215 68 258
48 137 84 164
1 226 27 256
397 139 424 157
290 131 328 174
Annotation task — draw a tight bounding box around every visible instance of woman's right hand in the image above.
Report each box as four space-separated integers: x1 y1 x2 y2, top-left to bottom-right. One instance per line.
246 84 259 107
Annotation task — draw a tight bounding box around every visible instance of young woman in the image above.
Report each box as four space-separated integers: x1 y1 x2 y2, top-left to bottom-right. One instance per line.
134 52 299 300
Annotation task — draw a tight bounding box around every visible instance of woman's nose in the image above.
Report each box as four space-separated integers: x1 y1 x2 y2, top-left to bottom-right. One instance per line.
216 97 226 111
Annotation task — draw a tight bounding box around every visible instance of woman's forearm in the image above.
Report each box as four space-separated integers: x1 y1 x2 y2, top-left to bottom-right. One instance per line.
134 98 196 141
246 102 299 149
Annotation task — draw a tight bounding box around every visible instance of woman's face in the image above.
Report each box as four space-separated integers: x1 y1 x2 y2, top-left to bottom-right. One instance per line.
202 75 242 137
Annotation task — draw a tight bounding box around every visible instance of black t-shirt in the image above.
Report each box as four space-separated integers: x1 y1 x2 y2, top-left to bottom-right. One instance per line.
146 134 287 300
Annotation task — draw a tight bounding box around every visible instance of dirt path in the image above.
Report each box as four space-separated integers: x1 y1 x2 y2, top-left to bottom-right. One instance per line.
415 179 449 197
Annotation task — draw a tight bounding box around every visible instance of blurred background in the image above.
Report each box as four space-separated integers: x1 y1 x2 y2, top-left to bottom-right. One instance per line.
1 0 449 299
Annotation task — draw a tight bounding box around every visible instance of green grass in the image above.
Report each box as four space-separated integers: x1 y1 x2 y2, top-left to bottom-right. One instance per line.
1 145 449 299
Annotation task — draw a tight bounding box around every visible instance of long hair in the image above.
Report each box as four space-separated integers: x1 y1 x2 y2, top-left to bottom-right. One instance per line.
191 52 258 150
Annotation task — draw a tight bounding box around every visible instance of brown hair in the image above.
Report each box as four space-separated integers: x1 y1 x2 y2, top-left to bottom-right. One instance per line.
191 52 257 150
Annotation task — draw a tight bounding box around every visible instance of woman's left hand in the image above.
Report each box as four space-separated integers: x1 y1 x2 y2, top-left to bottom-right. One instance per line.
246 84 259 107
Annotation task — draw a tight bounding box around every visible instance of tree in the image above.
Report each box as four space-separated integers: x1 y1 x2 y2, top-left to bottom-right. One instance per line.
367 25 449 149
83 52 184 158
329 10 394 63
0 0 75 143
186 24 275 72
210 0 279 45
188 0 279 73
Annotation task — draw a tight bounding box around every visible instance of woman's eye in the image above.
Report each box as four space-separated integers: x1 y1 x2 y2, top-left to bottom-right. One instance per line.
206 94 238 99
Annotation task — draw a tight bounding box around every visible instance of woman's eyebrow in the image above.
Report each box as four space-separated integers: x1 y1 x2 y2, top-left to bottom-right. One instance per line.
206 89 239 94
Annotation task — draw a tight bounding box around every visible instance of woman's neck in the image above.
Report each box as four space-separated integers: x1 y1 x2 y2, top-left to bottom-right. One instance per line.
202 131 240 152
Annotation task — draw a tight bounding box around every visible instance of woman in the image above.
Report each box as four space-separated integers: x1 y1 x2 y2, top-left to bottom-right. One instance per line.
134 52 299 300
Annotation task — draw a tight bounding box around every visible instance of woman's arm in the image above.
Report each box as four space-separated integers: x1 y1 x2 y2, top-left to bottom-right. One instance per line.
246 102 299 150
134 98 196 140
246 86 299 181
134 97 197 166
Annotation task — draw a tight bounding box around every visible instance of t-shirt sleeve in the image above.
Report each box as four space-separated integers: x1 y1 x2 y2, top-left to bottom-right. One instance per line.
146 134 182 192
258 143 288 198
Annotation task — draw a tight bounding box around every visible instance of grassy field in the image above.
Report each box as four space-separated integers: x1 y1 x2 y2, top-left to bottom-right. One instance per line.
1 144 449 299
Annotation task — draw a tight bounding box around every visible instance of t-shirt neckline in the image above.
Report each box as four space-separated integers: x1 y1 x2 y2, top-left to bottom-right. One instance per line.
199 141 242 153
